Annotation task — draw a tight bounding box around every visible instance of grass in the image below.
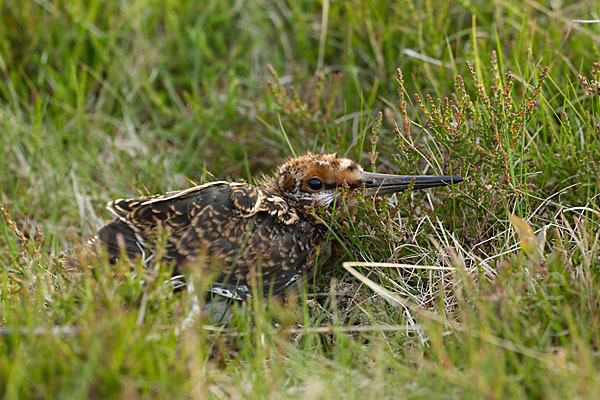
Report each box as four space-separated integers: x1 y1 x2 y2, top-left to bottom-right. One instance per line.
1 0 599 398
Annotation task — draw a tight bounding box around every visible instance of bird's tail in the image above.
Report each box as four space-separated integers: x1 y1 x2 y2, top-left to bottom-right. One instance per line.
55 236 100 271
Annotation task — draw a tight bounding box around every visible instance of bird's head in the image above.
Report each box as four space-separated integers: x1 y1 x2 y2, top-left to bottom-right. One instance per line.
267 153 463 208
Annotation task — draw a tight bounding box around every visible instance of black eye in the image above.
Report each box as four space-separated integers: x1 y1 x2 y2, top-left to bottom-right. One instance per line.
307 178 323 190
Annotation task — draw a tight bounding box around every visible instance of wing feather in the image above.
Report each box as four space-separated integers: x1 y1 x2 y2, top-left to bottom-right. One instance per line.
95 182 327 299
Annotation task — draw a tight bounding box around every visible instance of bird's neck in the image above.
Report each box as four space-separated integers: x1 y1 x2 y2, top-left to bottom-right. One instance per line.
260 177 280 194
259 177 323 222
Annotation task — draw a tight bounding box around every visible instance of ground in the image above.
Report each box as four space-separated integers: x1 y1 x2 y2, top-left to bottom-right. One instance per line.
1 0 599 398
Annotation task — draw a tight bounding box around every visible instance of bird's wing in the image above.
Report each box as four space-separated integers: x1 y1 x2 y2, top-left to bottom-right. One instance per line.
98 182 226 265
96 182 327 299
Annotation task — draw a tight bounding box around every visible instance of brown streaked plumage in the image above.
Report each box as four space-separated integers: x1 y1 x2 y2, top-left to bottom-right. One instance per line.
91 153 463 301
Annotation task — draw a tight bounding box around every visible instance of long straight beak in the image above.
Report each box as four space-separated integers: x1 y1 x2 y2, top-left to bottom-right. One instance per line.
359 170 463 195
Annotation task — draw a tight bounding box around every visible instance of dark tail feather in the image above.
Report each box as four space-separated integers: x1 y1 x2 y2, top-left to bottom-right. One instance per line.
96 219 144 261
56 219 142 269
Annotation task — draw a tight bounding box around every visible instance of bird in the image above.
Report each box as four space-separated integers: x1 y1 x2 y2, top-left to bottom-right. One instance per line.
89 153 463 305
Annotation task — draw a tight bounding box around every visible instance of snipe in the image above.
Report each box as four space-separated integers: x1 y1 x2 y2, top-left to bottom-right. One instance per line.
91 153 463 300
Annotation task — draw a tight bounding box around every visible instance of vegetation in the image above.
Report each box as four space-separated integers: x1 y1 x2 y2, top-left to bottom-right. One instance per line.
1 0 599 398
